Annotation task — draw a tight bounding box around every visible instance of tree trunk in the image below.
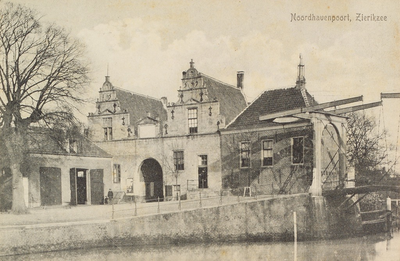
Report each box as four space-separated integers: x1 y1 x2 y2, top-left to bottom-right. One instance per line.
10 163 27 214
4 128 28 214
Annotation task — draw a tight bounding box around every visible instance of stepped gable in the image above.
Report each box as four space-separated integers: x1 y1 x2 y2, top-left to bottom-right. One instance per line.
202 75 247 125
115 88 167 126
227 87 317 129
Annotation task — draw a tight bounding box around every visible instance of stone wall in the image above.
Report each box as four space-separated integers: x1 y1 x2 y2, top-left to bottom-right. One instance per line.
0 194 317 256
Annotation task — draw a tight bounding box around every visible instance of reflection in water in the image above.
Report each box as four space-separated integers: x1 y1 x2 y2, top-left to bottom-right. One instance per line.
4 231 399 261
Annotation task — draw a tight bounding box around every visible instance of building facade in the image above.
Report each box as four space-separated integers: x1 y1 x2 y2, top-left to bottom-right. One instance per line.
88 60 247 201
221 58 348 196
0 128 112 209
86 58 358 201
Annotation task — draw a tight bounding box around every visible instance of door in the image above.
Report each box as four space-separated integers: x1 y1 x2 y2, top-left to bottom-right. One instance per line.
76 169 87 204
70 168 77 205
40 167 62 206
90 169 104 205
198 167 208 188
198 155 208 188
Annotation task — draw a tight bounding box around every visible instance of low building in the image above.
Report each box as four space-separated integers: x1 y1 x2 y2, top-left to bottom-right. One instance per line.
1 128 112 209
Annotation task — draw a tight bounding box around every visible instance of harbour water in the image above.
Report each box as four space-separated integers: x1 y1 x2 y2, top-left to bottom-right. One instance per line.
4 231 399 261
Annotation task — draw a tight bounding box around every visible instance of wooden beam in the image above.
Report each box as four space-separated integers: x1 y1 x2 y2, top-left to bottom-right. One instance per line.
328 101 382 115
259 95 363 121
381 92 400 99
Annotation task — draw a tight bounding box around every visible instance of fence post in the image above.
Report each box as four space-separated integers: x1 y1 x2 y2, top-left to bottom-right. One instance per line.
157 197 160 214
178 191 181 210
293 211 297 242
111 201 115 220
237 194 240 203
219 190 222 205
199 191 202 208
294 211 298 261
134 199 137 216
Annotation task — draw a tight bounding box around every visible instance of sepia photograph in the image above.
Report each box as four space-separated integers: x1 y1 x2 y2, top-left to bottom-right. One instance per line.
0 0 399 260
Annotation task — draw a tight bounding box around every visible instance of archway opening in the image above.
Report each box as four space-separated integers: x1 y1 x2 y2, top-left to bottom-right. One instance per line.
140 159 163 202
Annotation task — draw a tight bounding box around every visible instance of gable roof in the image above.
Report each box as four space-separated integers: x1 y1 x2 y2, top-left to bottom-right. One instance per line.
115 88 167 128
227 87 317 129
201 74 247 124
28 128 111 158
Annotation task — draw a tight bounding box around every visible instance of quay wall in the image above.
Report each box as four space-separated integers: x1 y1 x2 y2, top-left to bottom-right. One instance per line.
1 194 335 256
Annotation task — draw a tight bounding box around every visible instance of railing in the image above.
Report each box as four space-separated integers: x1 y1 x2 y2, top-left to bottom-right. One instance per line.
107 188 284 220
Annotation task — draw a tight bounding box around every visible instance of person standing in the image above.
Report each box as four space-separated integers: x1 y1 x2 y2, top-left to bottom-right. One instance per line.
107 189 114 204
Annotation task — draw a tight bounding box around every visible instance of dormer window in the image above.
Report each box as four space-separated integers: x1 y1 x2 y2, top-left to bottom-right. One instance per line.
69 140 78 153
188 108 198 134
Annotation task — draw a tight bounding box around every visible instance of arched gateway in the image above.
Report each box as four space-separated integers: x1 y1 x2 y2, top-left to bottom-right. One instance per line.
140 158 163 201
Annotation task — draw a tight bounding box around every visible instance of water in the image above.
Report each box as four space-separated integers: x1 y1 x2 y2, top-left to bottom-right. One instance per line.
4 231 399 261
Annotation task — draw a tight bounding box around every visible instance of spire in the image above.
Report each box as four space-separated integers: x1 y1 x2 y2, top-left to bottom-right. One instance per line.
296 54 306 89
190 59 194 68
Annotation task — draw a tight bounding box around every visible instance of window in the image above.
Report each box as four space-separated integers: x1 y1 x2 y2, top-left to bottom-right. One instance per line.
240 141 250 168
198 155 207 166
292 137 304 164
104 127 112 141
126 178 133 193
165 185 173 197
262 140 273 166
69 140 78 153
103 117 113 141
173 151 184 171
113 164 121 183
188 108 198 133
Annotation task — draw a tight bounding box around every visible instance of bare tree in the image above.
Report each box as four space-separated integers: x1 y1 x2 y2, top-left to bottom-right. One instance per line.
0 3 89 213
346 112 389 185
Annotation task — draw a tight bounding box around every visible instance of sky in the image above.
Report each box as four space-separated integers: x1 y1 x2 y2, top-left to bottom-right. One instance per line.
3 0 400 172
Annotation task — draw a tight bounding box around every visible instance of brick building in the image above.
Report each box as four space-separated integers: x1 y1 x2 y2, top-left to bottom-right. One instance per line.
87 58 363 201
87 60 247 201
221 57 348 196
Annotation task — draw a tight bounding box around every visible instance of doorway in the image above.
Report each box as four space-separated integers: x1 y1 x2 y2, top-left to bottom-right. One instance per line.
198 155 208 188
70 168 88 205
76 169 87 204
140 159 163 201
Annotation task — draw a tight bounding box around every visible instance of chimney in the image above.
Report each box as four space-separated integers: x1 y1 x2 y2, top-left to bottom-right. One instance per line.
160 97 168 109
237 71 244 89
147 111 152 118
